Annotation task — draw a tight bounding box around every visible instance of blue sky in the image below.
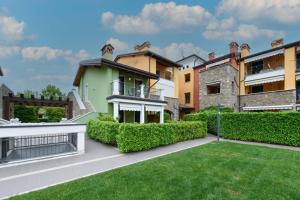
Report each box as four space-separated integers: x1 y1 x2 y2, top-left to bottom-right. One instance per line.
0 0 299 93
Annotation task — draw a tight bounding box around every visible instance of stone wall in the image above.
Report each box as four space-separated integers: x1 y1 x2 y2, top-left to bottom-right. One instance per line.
240 89 296 110
0 84 13 118
150 95 179 120
199 64 238 111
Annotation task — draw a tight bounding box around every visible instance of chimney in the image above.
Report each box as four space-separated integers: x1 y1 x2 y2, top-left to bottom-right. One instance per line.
101 44 114 60
134 41 151 52
240 43 250 58
229 41 239 54
271 38 284 48
208 52 215 61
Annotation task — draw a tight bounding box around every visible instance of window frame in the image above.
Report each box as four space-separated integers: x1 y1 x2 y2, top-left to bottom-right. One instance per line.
207 83 221 95
251 60 263 75
251 85 264 93
184 73 191 82
184 92 191 104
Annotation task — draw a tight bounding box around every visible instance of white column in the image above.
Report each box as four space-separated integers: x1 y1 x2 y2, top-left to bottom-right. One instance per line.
140 84 145 98
112 80 120 95
160 89 164 101
159 106 164 124
77 132 85 154
140 104 145 124
113 102 119 121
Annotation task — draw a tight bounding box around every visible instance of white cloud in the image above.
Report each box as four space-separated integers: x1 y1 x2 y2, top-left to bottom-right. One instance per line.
217 0 300 23
106 37 129 51
32 74 72 83
64 49 89 65
0 15 25 42
0 45 20 58
21 46 71 60
151 42 208 61
203 18 284 41
101 1 213 34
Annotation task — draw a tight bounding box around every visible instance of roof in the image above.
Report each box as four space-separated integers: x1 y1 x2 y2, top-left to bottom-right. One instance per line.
176 54 206 63
73 58 159 86
240 40 300 61
194 52 239 69
115 50 182 68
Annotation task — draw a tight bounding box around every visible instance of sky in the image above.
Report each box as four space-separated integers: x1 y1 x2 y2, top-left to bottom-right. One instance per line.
0 0 299 93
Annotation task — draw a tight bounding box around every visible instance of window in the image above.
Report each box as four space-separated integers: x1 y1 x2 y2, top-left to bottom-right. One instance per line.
251 61 263 74
156 70 160 77
185 93 191 104
165 71 172 80
251 85 264 93
297 53 300 70
185 73 191 82
207 83 220 94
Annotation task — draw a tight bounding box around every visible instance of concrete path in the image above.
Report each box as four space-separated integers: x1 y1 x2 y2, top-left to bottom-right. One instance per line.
221 138 300 151
0 135 216 199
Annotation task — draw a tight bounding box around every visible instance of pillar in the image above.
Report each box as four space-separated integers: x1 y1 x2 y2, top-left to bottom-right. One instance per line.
140 104 145 124
140 84 145 98
77 132 85 154
159 106 164 124
113 80 120 95
113 102 119 121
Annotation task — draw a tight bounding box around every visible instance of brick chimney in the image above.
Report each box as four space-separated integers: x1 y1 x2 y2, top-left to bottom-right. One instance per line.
229 41 239 54
101 44 114 60
134 41 151 52
240 43 250 58
271 38 284 48
208 52 215 61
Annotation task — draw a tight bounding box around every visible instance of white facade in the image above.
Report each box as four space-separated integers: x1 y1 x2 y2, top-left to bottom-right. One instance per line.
177 55 205 70
156 78 175 98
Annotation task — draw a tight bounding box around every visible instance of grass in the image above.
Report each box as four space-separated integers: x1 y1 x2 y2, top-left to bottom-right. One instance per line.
11 142 300 200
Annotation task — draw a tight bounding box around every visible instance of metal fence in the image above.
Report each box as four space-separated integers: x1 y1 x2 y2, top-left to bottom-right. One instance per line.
0 133 77 163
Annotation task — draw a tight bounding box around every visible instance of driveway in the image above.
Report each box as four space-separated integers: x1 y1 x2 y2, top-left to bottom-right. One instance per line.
0 135 216 199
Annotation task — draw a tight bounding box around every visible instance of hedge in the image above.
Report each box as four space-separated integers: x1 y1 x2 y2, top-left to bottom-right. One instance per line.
183 112 218 134
45 107 65 122
98 113 114 122
87 120 120 145
116 121 207 152
221 112 300 146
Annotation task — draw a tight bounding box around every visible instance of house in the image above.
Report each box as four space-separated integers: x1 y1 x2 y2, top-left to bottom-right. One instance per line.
194 42 240 111
176 54 205 118
115 42 181 120
73 44 167 123
239 39 300 111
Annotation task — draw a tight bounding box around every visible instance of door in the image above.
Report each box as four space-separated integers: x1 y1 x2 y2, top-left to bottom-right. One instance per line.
135 79 143 97
119 76 125 95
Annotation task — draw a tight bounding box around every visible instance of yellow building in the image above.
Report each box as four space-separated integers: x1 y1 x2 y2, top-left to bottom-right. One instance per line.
239 39 300 111
115 42 182 119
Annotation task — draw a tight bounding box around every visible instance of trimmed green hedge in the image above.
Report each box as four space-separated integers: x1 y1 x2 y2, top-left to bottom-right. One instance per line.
87 120 120 145
116 122 207 152
221 112 300 146
45 107 65 122
184 112 218 134
98 113 114 122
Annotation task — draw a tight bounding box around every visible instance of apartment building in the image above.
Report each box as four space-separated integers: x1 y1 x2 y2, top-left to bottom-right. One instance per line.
239 39 300 111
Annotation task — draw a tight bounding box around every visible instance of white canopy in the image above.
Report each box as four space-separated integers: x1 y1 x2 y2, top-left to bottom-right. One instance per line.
244 49 284 64
245 68 285 86
145 105 161 112
120 103 141 111
243 104 293 111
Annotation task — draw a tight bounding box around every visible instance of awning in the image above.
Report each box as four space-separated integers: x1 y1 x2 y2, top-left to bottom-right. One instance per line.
120 103 141 111
243 104 293 111
145 105 162 112
244 49 284 64
245 68 284 86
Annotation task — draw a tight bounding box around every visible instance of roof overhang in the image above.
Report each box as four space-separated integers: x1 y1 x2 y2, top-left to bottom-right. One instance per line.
206 58 230 69
244 49 284 64
243 104 293 111
73 58 159 86
245 68 285 86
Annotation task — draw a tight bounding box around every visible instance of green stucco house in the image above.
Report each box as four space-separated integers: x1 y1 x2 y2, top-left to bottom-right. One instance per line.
71 44 167 123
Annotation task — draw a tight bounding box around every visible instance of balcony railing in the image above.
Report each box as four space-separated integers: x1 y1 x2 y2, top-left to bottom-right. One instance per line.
245 67 285 86
111 80 164 101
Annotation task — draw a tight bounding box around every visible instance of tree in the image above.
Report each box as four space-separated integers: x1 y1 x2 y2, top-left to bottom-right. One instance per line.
16 90 38 98
41 85 64 99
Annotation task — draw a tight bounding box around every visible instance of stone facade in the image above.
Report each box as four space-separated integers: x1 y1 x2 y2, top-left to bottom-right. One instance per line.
240 89 296 111
200 64 238 111
164 96 179 120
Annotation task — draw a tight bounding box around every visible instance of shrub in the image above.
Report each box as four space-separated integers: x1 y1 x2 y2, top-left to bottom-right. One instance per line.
98 113 114 122
200 106 233 113
164 112 171 123
221 112 300 146
116 121 207 152
45 107 65 122
14 105 39 122
183 112 218 134
87 120 120 145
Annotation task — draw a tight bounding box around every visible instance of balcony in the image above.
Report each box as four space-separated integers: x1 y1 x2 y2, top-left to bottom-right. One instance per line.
245 67 285 86
110 80 164 101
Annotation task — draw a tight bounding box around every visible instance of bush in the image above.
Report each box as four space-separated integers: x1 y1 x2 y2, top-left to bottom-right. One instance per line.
200 106 233 113
116 121 207 152
87 120 120 145
164 112 171 123
98 113 114 122
45 107 65 122
14 105 39 122
221 112 300 146
183 112 218 134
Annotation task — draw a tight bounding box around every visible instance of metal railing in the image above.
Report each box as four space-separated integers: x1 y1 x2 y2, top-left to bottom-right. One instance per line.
0 133 77 163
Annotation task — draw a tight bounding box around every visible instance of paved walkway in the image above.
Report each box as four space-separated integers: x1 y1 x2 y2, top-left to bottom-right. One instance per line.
221 138 300 151
0 135 216 199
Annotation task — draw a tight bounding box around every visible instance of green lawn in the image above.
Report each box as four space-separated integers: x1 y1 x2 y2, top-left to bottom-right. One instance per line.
11 142 300 200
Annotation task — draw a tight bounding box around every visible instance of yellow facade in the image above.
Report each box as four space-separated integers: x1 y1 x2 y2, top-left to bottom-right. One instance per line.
284 47 296 90
178 68 194 107
116 53 179 98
